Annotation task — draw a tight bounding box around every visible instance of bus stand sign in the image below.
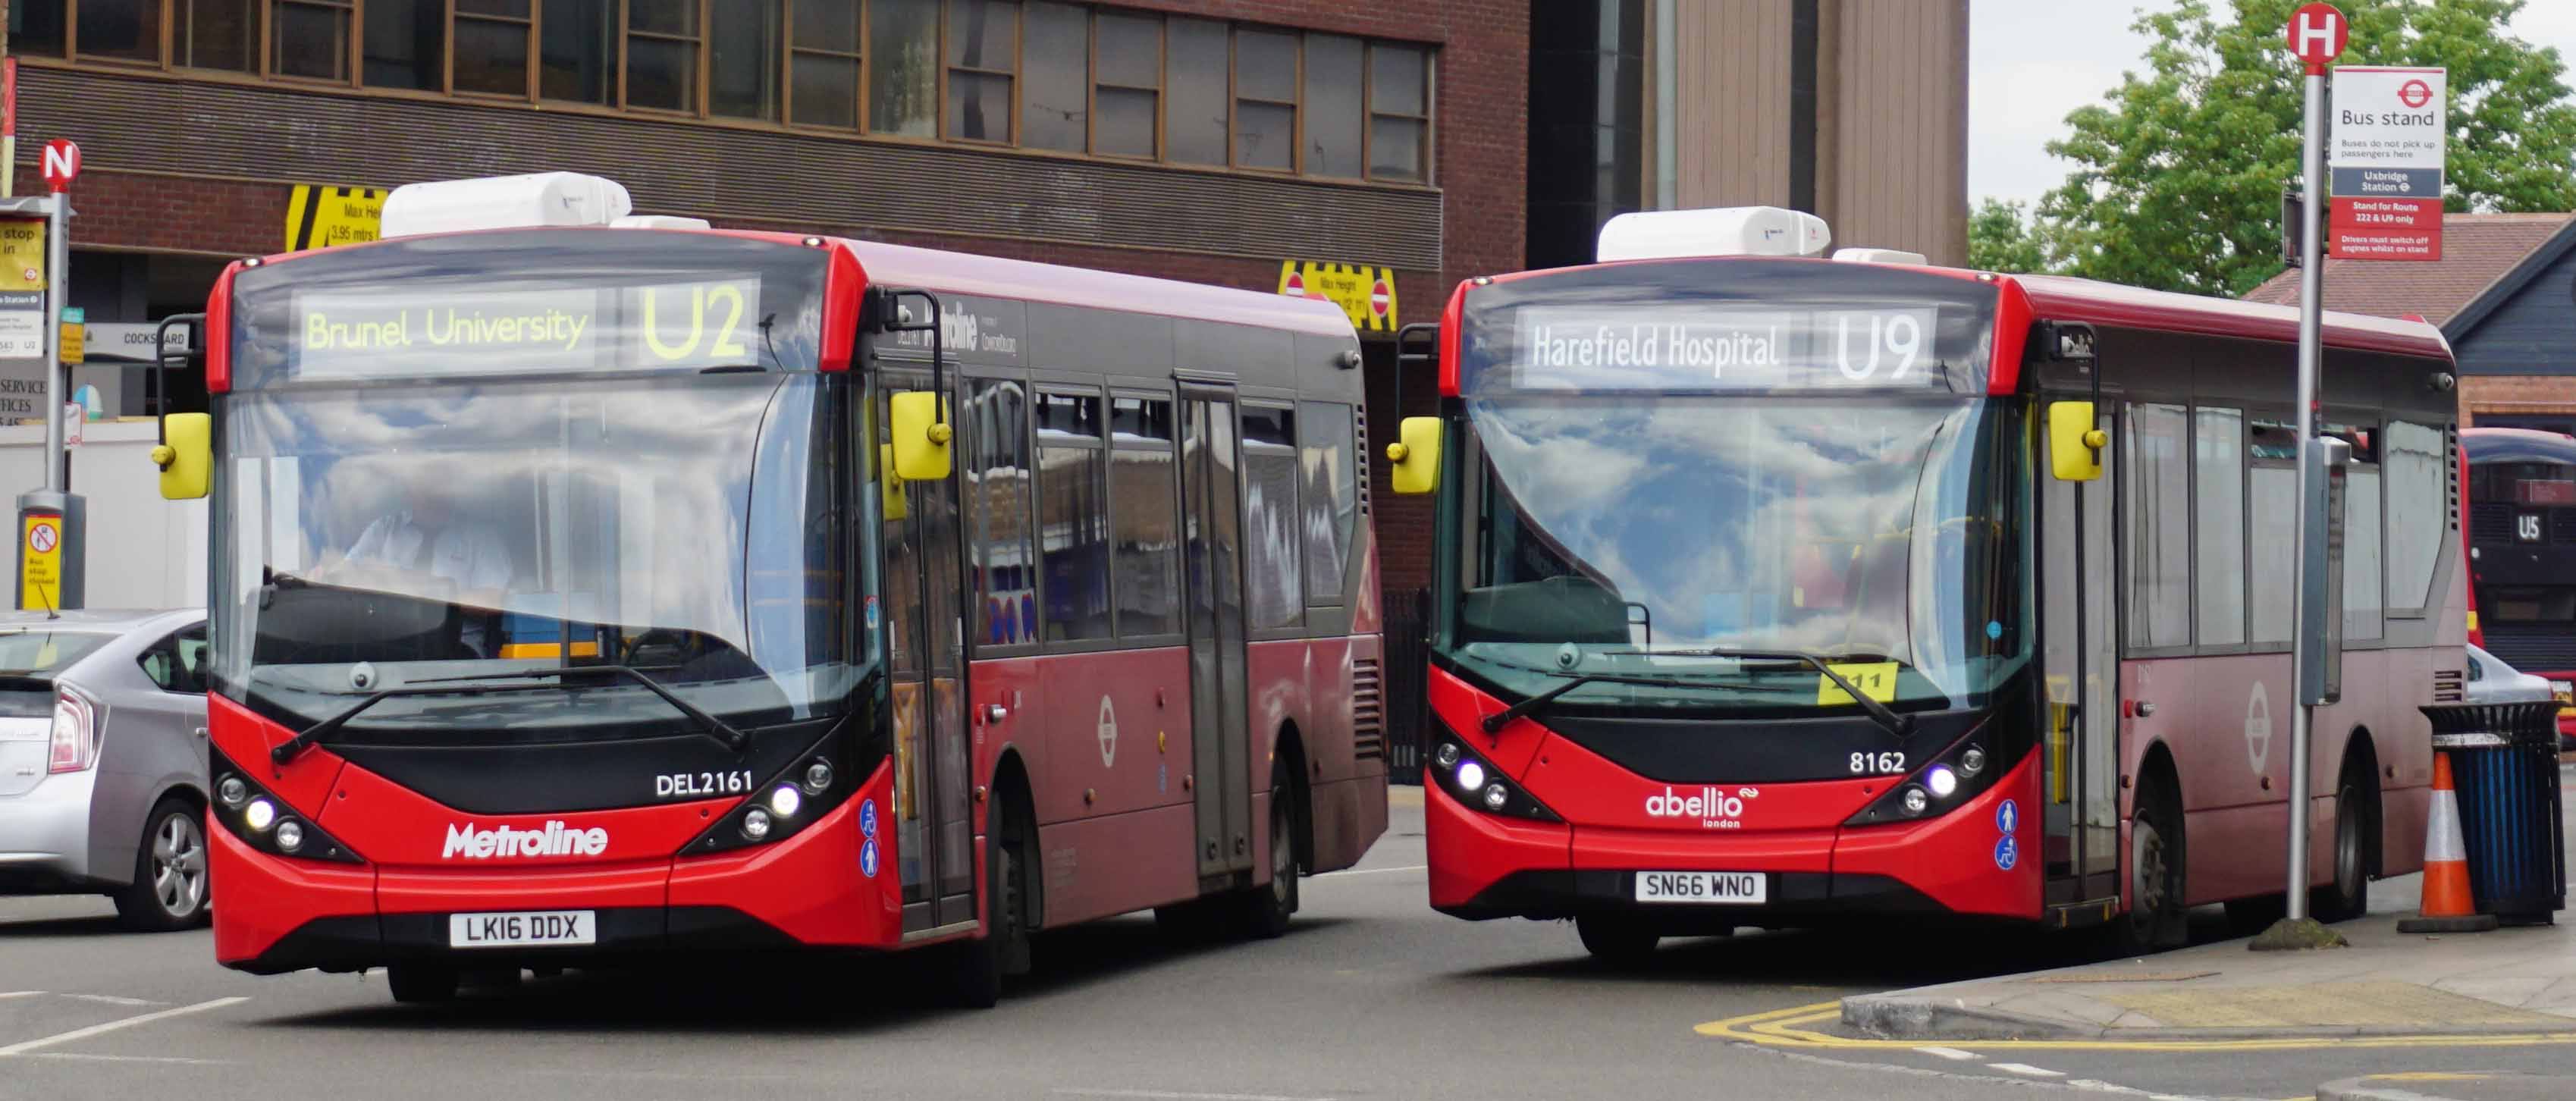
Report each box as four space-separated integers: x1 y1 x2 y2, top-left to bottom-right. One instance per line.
2328 66 2446 261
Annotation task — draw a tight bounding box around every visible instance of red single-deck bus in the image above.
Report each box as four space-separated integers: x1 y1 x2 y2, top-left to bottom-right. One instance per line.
1387 208 2461 959
2463 427 2576 740
154 174 1388 1004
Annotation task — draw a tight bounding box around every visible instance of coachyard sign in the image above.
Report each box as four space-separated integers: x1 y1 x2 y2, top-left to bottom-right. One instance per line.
1278 260 1397 332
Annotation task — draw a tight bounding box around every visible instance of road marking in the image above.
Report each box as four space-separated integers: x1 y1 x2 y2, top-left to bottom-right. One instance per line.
1054 1090 1338 1101
1912 1046 1980 1061
1697 999 2576 1052
0 992 42 999
28 1052 235 1066
0 996 248 1058
58 993 157 1007
1314 864 1426 877
1988 1062 2066 1077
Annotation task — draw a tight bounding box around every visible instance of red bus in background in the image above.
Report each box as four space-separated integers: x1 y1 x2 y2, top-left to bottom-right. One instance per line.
158 174 1386 1005
2462 427 2576 739
1388 207 2458 960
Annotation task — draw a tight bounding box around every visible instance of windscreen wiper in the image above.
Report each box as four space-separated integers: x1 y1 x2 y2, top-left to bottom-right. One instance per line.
1616 647 1915 739
271 664 749 764
1479 672 1788 735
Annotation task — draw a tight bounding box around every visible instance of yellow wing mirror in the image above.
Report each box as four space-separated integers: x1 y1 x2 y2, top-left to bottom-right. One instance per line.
2047 401 2106 482
890 391 952 482
154 412 212 500
1386 416 1443 495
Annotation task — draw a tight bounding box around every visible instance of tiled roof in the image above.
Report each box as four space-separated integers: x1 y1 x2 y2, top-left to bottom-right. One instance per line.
2241 212 2574 325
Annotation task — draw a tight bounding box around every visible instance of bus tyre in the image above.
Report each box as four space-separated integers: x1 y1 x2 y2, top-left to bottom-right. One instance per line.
2113 777 2188 955
950 798 1032 1009
1576 914 1659 965
1235 767 1301 939
2314 760 2375 924
387 964 460 1004
115 798 210 931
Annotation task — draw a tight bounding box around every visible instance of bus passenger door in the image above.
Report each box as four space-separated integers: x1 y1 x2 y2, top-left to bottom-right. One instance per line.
1178 382 1254 881
882 374 979 934
2041 397 2123 909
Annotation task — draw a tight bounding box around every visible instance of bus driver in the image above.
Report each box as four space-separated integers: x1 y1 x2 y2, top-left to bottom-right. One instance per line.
324 479 516 656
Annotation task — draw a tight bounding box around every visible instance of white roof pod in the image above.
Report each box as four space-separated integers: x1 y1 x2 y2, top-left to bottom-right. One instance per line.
378 172 635 238
1832 247 1930 266
610 215 714 230
1595 205 1831 262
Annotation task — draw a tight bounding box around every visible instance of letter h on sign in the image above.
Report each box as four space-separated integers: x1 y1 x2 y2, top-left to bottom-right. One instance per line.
2286 3 2348 67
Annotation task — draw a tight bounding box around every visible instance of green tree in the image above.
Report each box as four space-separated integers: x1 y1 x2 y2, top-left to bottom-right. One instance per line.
1969 198 2055 273
2038 0 2576 296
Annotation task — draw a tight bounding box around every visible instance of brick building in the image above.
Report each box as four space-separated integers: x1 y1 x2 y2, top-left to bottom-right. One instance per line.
2244 212 2576 432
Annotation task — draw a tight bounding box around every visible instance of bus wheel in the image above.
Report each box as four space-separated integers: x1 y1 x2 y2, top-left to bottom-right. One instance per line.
387 964 460 1004
2113 778 2188 955
950 798 1032 1008
1575 914 1659 965
2314 761 2376 923
1234 764 1301 939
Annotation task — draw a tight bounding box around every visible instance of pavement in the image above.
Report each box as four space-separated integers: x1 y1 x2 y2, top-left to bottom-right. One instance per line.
2319 1073 2576 1101
1837 765 2576 1045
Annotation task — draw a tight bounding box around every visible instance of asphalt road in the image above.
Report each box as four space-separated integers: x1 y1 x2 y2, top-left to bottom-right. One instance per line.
4 791 2571 1101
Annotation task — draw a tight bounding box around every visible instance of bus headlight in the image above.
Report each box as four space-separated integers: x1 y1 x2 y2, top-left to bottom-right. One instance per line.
244 798 277 832
768 785 804 819
741 808 773 841
218 775 249 808
1925 766 1959 798
1959 747 1987 776
275 820 305 853
1435 742 1461 770
803 760 834 794
1456 761 1486 792
1429 729 1563 823
205 745 364 864
1900 786 1930 816
1483 783 1509 811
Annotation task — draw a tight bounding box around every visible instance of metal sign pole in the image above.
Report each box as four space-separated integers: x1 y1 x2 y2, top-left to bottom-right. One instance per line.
2285 59 2327 924
39 192 61 493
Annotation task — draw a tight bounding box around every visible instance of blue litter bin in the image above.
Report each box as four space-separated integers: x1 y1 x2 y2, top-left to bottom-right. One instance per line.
2423 701 2566 925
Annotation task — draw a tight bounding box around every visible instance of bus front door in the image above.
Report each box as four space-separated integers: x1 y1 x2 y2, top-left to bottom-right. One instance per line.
1178 382 1254 883
2041 398 2123 911
883 375 979 935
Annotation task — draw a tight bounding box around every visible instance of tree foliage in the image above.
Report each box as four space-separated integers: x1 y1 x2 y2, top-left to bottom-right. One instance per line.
2037 0 2576 296
1969 199 2055 274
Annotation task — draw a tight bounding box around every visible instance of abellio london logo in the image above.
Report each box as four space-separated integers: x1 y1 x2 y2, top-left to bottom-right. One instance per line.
441 820 610 860
1644 786 1759 830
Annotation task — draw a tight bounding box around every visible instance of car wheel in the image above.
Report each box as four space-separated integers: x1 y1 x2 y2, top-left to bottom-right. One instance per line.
115 798 211 931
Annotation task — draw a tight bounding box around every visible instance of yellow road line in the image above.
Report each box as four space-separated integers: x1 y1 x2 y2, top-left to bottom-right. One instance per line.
1696 1002 2576 1052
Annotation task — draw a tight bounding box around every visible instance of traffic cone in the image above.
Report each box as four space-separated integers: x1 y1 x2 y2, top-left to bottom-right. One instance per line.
2396 751 2499 934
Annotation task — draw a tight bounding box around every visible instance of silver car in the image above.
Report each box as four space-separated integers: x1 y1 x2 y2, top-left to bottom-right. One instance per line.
0 609 212 930
2467 642 2557 706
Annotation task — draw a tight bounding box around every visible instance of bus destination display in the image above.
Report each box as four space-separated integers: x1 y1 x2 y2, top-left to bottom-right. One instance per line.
1498 303 1958 392
290 276 765 378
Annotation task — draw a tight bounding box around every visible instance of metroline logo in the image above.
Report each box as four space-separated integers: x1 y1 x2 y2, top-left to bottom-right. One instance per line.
1644 786 1759 830
441 820 610 860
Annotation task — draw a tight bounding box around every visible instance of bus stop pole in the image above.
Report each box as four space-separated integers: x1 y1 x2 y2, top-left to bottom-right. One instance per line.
40 190 63 492
2283 51 2329 927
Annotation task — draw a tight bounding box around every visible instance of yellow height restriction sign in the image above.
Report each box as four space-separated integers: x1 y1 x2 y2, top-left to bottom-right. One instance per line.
20 513 60 611
285 184 388 251
0 218 45 290
1277 260 1398 332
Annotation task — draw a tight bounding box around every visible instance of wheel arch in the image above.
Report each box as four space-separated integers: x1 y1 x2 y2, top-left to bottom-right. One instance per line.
986 744 1041 930
1272 720 1312 874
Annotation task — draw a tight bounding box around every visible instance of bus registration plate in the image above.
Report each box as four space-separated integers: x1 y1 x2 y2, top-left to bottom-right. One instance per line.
448 910 597 949
1634 871 1766 905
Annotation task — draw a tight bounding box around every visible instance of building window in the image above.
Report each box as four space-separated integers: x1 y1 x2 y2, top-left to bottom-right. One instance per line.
450 0 529 96
272 0 351 81
1165 16 1228 165
1367 43 1429 182
362 0 440 88
14 2 70 57
623 0 701 112
709 0 782 121
790 0 862 129
183 0 260 73
1019 1 1086 151
1092 11 1159 158
537 0 610 103
77 0 162 63
869 0 938 138
1302 34 1363 177
944 0 1016 143
1232 28 1297 171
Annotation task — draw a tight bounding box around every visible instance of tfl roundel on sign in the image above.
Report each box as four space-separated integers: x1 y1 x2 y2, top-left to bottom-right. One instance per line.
2286 3 2348 65
40 140 80 193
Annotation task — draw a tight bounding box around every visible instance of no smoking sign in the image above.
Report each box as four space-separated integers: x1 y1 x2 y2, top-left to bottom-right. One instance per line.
27 519 55 554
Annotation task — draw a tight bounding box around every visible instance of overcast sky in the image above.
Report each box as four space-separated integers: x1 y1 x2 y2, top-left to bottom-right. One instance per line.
1968 0 2576 207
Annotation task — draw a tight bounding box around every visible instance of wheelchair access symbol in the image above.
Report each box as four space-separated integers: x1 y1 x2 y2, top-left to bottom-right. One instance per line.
859 798 878 839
